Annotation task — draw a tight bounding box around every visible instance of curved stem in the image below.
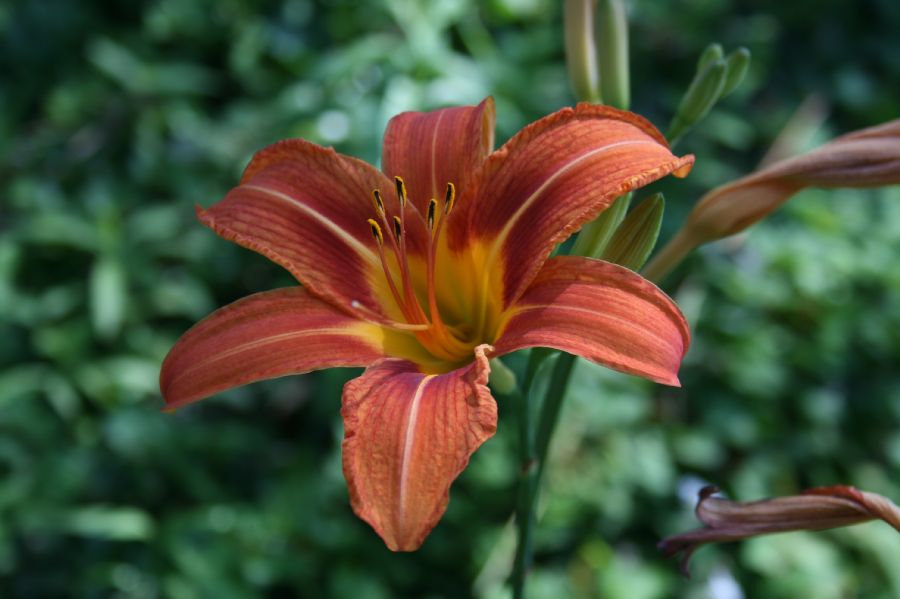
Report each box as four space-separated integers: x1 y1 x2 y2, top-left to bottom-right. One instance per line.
641 228 697 284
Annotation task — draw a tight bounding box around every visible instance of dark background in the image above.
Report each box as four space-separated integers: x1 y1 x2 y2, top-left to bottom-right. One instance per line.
2 0 899 597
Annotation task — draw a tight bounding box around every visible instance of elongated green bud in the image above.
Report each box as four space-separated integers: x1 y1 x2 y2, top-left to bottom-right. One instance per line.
696 43 724 72
564 0 601 103
668 59 727 144
602 193 664 271
597 0 630 109
721 47 751 97
571 192 631 257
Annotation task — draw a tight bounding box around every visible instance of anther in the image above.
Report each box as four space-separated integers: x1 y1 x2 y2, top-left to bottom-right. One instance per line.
444 182 456 215
372 189 385 215
367 218 383 245
427 199 438 230
394 176 407 208
392 215 402 239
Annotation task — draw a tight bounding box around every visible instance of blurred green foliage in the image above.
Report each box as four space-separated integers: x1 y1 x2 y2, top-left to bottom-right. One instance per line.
2 0 899 597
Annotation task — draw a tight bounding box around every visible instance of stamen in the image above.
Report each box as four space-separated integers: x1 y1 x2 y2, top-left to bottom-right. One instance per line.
427 199 437 230
444 182 456 215
372 189 385 216
370 185 428 326
423 181 460 349
368 218 414 324
364 179 474 361
367 218 383 245
394 176 407 208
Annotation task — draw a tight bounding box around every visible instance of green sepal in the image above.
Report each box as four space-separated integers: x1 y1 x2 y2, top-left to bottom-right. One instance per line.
721 47 751 97
601 193 665 271
571 192 632 258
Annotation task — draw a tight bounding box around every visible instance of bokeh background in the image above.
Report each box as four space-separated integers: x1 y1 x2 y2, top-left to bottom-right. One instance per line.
3 0 900 597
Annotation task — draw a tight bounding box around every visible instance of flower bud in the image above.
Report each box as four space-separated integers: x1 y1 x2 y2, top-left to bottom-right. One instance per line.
721 47 751 97
601 193 664 271
597 0 630 109
696 43 724 72
564 0 601 103
667 59 727 144
659 485 900 576
488 357 518 395
571 193 631 257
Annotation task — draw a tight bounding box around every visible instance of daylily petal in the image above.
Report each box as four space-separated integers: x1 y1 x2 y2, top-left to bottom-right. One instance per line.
381 98 496 213
455 103 693 308
494 256 690 386
198 138 427 320
341 345 497 551
160 287 387 410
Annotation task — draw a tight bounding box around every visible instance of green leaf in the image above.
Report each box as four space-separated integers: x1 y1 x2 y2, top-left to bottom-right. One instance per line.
89 256 127 341
63 506 155 541
601 193 664 271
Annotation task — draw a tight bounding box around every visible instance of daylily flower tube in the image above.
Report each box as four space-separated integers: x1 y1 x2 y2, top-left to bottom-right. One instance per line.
159 98 694 551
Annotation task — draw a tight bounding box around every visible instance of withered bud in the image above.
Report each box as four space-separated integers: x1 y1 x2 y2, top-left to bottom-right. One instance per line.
659 485 900 576
643 118 900 282
687 118 900 243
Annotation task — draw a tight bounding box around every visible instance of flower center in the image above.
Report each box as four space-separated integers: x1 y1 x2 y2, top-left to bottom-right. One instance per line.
366 177 474 364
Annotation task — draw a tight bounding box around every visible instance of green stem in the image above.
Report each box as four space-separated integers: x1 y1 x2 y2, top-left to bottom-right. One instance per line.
640 228 697 284
501 377 534 599
509 195 612 595
511 441 538 599
534 352 578 479
509 350 579 598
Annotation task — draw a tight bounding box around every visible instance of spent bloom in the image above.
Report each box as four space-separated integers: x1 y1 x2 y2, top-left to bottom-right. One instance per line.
643 118 900 281
160 98 694 550
660 485 900 575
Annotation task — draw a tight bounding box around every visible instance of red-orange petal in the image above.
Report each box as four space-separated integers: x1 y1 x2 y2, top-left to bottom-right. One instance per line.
160 287 386 410
454 104 693 308
494 256 690 386
341 345 497 551
381 98 496 213
199 138 427 320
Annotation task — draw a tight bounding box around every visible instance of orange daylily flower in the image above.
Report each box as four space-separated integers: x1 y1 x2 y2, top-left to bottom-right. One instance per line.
159 99 694 551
